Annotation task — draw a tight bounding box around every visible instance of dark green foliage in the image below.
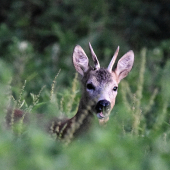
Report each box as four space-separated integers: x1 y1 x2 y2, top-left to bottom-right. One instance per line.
1 0 170 91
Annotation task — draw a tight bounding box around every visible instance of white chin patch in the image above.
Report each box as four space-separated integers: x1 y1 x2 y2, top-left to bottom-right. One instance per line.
97 112 105 119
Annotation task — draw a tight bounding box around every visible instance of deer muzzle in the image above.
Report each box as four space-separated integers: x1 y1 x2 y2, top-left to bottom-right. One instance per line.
95 100 111 119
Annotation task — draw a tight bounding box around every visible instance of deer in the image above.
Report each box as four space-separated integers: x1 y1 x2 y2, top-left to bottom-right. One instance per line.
6 43 134 142
49 43 134 141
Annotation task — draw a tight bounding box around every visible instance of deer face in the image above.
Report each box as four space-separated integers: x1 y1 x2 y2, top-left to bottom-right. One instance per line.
82 68 118 119
73 43 134 123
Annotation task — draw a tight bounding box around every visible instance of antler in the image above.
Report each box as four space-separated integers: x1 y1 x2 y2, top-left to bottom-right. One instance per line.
89 42 100 70
107 46 119 72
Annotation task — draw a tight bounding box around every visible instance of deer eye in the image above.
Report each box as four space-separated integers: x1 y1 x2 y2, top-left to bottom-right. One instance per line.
86 83 95 90
113 86 118 91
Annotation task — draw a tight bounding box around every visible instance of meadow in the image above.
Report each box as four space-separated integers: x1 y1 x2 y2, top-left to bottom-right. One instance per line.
1 1 170 169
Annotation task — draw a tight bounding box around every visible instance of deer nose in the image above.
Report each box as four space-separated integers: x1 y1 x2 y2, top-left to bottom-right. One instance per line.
95 100 111 117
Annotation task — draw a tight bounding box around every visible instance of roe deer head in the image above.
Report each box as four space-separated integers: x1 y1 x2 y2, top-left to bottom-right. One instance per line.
50 43 134 140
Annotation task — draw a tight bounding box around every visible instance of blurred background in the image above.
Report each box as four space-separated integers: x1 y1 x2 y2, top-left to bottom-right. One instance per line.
1 0 170 169
1 0 170 118
1 0 170 88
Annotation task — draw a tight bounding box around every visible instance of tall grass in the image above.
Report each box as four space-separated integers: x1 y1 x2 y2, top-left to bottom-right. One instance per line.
121 48 159 135
1 46 170 170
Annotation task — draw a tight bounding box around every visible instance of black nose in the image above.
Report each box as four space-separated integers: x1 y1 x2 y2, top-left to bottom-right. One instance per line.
95 100 111 113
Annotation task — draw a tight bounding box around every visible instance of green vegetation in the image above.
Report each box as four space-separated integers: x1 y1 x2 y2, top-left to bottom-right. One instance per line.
1 0 170 169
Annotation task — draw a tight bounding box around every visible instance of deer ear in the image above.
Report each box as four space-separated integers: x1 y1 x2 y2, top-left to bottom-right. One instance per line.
115 50 134 83
73 45 89 76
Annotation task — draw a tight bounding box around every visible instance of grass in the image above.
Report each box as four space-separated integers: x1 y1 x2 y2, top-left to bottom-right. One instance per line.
0 46 170 170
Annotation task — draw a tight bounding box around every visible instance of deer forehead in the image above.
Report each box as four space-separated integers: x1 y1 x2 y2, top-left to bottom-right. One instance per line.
85 68 118 87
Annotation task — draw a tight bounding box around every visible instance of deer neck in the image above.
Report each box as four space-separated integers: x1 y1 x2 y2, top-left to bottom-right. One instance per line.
73 98 94 121
51 97 94 139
